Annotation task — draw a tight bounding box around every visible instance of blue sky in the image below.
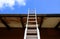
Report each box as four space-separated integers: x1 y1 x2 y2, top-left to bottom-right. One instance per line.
0 0 60 14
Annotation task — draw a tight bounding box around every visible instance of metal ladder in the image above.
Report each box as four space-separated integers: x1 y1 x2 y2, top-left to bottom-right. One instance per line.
24 9 40 39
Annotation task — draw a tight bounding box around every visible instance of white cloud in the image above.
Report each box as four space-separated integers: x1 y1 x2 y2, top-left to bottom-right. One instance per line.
16 0 26 6
0 0 26 10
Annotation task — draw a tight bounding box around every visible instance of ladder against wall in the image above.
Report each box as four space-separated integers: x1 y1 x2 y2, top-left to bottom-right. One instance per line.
24 9 40 39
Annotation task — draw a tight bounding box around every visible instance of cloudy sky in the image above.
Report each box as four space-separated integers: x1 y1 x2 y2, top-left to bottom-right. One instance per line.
0 0 60 14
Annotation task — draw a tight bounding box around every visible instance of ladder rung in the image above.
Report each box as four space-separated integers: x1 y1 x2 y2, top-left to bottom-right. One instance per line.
27 25 36 27
29 12 35 13
27 35 37 38
27 29 37 31
27 33 37 35
28 21 36 22
28 25 36 26
27 29 37 32
27 31 37 34
27 37 38 39
27 24 38 27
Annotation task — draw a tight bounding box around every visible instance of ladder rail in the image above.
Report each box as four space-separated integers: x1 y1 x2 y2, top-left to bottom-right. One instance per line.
24 28 27 39
35 9 40 39
26 8 29 27
37 25 40 39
